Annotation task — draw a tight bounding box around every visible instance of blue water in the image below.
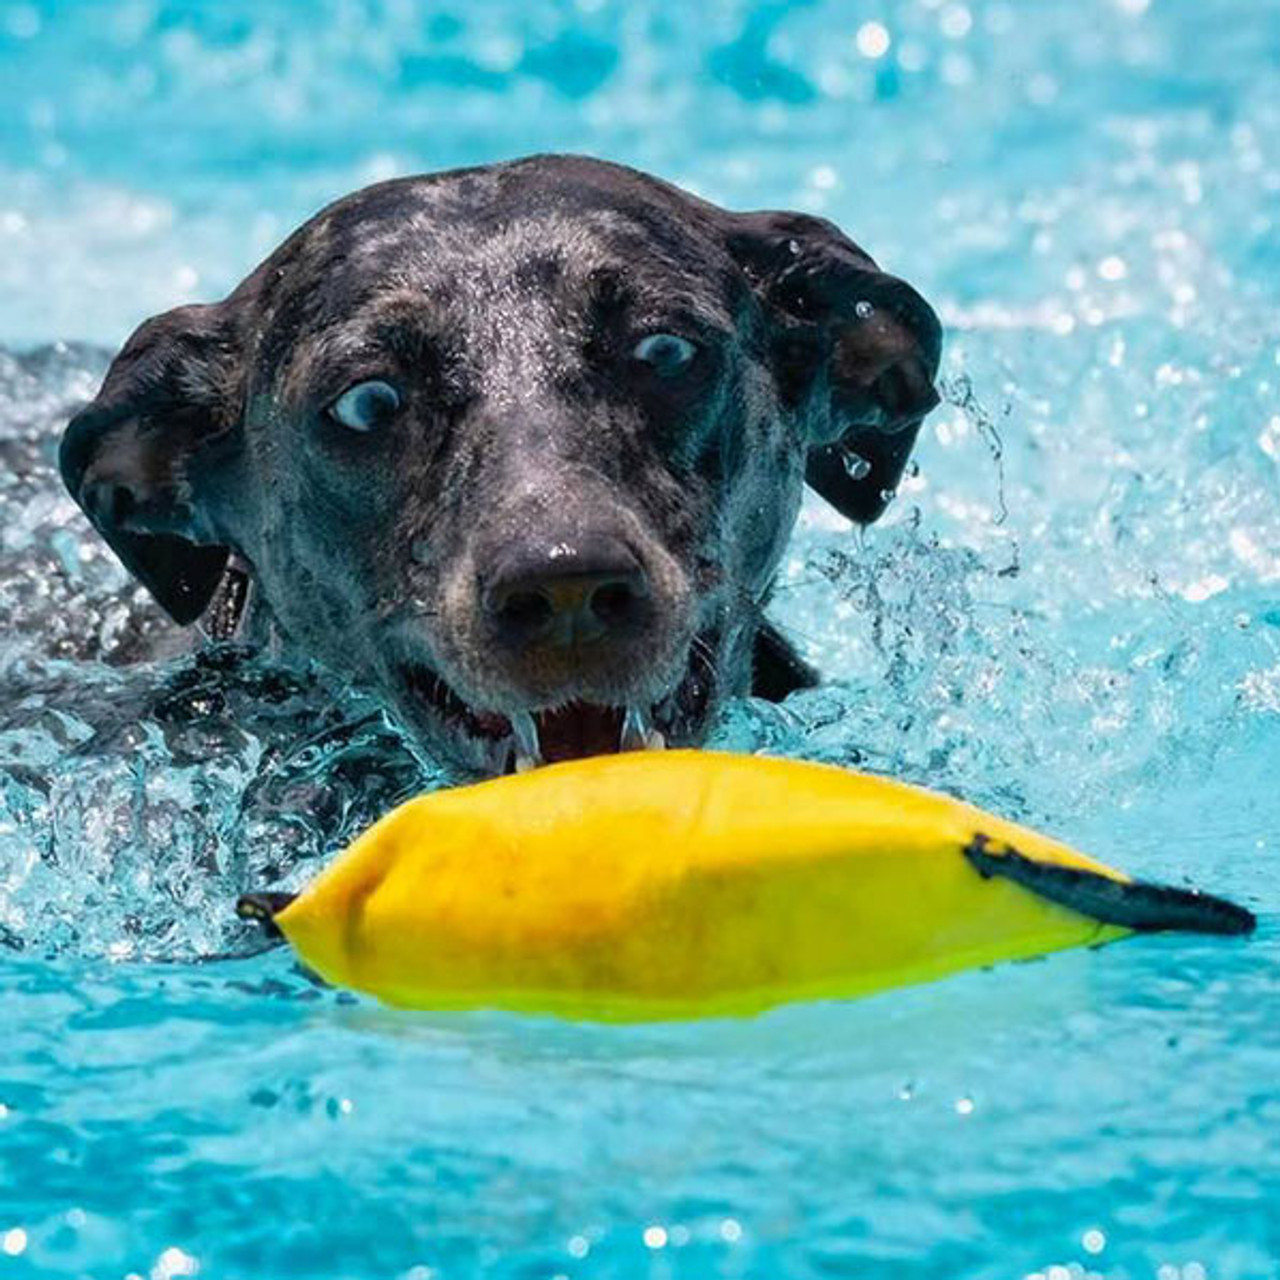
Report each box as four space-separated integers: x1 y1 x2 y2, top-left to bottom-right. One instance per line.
3 0 1280 1275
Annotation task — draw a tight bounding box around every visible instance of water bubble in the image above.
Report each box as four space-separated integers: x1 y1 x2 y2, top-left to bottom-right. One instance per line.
1081 1229 1105 1254
854 299 875 319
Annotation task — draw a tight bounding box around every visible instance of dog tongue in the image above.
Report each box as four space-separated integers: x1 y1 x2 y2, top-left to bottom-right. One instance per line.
535 703 624 763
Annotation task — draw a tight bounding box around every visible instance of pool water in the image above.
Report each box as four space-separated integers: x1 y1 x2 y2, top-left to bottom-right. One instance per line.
3 0 1280 1276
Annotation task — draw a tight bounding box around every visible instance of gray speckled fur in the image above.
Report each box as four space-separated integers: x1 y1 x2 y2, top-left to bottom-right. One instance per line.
60 154 941 771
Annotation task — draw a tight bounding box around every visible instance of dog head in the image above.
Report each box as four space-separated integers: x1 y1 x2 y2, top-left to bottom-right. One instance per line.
61 155 940 772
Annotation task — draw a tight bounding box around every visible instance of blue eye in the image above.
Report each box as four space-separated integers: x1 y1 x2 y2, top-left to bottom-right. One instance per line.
633 333 697 377
328 380 402 432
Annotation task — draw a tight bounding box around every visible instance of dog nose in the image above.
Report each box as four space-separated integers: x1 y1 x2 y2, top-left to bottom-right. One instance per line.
482 537 651 648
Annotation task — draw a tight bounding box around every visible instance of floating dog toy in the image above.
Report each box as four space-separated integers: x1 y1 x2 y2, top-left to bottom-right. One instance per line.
238 751 1253 1019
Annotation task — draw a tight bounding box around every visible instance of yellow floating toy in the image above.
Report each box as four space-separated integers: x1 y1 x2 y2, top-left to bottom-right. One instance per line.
237 750 1253 1020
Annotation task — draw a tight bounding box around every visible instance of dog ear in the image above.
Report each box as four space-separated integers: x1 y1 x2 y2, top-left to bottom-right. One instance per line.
723 209 942 524
59 302 244 624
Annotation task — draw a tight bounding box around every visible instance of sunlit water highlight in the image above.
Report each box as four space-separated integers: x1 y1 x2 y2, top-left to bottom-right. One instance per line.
2 1 1280 1276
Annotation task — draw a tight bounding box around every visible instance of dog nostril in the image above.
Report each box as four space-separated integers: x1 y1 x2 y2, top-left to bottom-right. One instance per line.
588 579 641 628
493 588 556 639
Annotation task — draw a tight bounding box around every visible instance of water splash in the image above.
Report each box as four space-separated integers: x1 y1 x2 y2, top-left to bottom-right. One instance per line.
4 295 1280 959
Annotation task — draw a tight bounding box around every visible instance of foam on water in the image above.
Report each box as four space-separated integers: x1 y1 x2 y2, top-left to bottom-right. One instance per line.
2 0 1280 1276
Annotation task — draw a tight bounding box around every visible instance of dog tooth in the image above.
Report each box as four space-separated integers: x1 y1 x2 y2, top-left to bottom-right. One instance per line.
510 710 543 769
620 705 656 752
644 729 667 751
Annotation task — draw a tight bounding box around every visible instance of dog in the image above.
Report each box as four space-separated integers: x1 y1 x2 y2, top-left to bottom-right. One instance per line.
60 154 941 774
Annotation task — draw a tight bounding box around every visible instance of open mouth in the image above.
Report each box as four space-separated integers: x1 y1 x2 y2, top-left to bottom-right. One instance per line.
399 633 716 774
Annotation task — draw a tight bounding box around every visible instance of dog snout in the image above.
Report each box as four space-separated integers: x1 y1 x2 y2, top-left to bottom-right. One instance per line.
481 535 652 649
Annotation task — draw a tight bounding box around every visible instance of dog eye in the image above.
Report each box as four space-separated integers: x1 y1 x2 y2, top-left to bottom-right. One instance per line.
328 380 402 432
633 333 697 377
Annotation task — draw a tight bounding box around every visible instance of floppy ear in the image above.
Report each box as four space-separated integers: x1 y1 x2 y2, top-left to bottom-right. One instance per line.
59 303 244 624
724 210 942 524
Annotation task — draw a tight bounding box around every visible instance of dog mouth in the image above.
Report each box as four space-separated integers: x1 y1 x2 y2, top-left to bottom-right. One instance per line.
398 635 716 774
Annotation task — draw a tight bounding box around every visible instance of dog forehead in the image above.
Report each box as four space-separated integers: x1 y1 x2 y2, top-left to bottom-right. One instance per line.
340 207 723 304
274 160 734 299
243 158 754 403
255 211 739 400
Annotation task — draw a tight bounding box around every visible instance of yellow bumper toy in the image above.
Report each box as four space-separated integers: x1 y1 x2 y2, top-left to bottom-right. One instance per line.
237 750 1253 1019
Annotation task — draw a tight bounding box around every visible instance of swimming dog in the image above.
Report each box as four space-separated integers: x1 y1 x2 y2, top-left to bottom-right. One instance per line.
60 154 941 774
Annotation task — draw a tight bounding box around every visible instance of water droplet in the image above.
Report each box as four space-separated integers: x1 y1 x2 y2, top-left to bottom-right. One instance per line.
842 450 872 481
1098 255 1128 282
854 21 891 58
854 299 875 319
151 1246 198 1279
940 4 973 38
